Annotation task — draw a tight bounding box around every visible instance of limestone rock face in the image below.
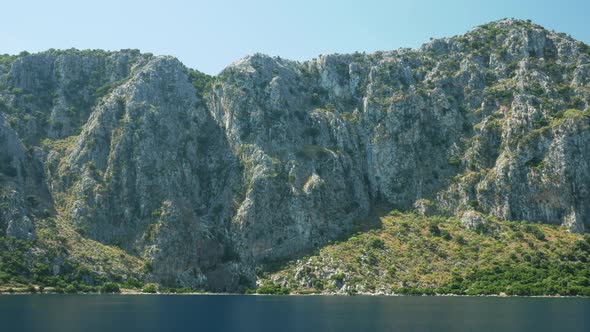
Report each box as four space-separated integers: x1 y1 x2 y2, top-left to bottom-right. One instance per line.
209 54 371 262
0 113 50 239
2 50 151 145
0 19 590 290
460 210 487 231
54 56 246 290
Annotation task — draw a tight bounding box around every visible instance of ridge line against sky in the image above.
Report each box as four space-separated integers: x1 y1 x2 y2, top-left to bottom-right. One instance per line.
1 0 589 75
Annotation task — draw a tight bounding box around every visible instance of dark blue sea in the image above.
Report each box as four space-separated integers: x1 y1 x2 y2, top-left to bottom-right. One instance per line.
0 295 588 332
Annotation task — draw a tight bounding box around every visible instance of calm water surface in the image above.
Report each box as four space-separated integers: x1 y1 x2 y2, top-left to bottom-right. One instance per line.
0 295 588 332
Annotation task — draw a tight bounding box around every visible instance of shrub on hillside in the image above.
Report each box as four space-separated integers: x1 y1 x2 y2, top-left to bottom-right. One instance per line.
142 283 158 294
101 282 120 293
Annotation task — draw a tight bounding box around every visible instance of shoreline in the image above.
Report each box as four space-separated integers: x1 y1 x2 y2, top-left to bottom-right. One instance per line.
0 289 588 299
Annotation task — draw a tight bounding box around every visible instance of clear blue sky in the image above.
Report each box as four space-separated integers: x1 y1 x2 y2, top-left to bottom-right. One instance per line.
1 0 588 74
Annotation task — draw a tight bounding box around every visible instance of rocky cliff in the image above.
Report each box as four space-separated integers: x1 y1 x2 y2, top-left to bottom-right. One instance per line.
0 19 589 291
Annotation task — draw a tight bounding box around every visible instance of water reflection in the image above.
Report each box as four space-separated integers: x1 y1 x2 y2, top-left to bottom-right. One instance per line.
0 295 588 332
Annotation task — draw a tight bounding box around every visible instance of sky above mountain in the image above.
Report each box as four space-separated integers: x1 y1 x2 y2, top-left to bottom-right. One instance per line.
2 0 589 74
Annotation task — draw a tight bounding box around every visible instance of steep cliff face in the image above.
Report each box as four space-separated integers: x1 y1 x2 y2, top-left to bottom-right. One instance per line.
0 19 589 291
54 56 246 290
0 113 44 240
210 55 371 262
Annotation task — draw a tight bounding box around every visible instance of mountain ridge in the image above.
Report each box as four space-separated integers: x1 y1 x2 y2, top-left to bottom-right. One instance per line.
0 18 590 293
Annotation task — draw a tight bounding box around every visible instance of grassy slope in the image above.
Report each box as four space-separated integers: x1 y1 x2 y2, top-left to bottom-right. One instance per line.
259 210 590 296
0 133 144 292
2 209 590 296
0 216 144 292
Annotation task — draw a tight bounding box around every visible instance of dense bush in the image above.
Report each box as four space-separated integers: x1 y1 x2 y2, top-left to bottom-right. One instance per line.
122 277 144 289
368 237 385 249
142 283 158 294
428 224 441 236
454 235 467 245
101 282 121 293
0 237 33 280
440 245 590 296
524 225 545 241
187 69 214 97
256 282 290 295
65 284 77 294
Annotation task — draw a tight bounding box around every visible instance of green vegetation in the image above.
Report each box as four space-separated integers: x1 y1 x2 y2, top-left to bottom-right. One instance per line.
142 283 158 293
256 281 290 295
187 69 214 97
93 83 112 99
0 237 33 285
101 282 121 293
122 277 144 289
260 211 590 296
0 54 18 69
448 156 461 166
0 216 147 294
0 230 207 294
549 108 590 127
